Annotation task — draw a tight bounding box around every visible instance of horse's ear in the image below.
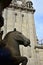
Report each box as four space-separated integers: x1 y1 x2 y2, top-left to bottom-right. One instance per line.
14 28 16 31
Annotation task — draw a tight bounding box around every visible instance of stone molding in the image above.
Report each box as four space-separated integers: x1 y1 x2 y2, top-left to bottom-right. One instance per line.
8 1 35 13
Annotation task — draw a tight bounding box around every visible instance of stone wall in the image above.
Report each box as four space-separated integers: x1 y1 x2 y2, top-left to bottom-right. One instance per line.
35 45 43 65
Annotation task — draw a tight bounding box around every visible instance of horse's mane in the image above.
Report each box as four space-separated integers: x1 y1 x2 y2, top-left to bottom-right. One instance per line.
4 30 22 37
3 30 22 43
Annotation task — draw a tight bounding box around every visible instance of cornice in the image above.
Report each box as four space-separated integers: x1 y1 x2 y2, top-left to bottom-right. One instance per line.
34 45 43 49
8 4 35 13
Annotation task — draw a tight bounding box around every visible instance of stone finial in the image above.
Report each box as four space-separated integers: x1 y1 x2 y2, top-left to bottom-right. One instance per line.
26 1 33 8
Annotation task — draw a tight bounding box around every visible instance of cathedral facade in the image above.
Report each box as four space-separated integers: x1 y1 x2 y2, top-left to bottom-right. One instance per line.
2 0 43 65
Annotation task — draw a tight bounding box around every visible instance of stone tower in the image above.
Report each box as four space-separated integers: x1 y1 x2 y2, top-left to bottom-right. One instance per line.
2 0 37 65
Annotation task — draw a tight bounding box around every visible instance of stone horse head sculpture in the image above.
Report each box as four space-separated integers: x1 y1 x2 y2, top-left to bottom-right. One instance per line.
1 28 31 65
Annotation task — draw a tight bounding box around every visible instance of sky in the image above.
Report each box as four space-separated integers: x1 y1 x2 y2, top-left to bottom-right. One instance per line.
31 0 43 41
